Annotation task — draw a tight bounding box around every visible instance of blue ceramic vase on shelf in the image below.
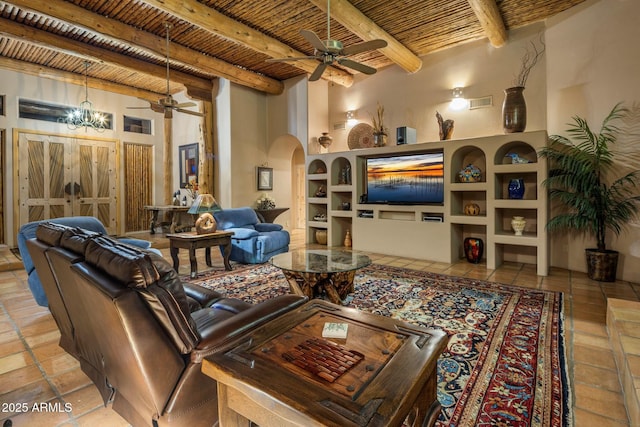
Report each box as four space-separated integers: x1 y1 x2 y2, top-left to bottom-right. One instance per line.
508 178 525 199
463 237 484 264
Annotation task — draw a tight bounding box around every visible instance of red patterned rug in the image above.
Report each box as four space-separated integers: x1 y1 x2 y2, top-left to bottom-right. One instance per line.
184 263 572 427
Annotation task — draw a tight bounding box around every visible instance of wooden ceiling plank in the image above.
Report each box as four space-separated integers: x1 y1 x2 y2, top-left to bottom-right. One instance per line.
0 56 163 100
0 16 212 93
5 0 284 94
307 0 423 73
467 0 508 48
137 0 354 87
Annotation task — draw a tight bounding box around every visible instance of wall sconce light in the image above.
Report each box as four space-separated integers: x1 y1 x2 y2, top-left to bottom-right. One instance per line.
346 110 358 125
450 87 468 111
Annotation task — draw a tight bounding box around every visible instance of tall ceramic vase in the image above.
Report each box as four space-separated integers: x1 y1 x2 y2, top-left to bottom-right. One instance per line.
502 86 527 133
463 237 484 264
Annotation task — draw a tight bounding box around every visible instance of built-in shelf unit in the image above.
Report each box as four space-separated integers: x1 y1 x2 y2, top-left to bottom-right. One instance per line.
306 131 548 275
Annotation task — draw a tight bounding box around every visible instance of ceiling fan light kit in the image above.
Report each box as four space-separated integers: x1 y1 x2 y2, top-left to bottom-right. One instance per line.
268 0 387 82
127 22 203 118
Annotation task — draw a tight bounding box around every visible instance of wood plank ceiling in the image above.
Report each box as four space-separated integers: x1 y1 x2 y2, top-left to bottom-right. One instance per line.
0 0 586 101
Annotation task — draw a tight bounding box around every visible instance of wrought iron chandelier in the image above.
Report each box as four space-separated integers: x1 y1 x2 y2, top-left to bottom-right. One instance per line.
64 61 107 132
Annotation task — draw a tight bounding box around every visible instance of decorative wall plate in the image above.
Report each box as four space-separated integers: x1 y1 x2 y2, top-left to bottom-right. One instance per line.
348 123 375 149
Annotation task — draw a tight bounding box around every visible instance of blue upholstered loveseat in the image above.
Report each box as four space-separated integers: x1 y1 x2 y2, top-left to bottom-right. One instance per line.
213 207 289 264
17 216 157 307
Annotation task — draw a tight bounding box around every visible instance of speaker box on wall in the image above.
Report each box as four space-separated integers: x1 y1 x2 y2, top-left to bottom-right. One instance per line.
396 127 416 145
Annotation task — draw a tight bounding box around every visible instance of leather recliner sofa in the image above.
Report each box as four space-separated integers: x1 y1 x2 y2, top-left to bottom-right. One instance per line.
213 207 290 263
26 222 306 426
17 216 159 306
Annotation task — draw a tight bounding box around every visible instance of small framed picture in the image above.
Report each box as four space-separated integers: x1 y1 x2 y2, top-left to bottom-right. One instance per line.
179 143 199 188
257 166 273 191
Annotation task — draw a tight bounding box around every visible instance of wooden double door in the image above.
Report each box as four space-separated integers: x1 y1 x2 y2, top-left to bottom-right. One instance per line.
16 131 118 234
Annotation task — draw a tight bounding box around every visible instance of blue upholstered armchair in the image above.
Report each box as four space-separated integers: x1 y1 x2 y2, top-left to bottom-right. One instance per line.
17 216 157 307
213 207 289 264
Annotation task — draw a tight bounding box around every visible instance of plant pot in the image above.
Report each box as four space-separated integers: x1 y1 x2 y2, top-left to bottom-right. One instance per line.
585 249 618 282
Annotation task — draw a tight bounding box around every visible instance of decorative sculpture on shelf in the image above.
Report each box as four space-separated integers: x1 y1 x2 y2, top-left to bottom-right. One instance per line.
505 153 530 164
339 163 352 185
436 111 454 140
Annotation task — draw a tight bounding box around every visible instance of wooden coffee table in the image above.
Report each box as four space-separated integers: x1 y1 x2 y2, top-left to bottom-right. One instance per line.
202 299 447 427
270 249 371 304
167 231 234 278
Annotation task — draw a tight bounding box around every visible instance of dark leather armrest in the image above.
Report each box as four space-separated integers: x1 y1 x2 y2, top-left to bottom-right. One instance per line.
191 295 307 362
211 298 252 314
183 283 224 307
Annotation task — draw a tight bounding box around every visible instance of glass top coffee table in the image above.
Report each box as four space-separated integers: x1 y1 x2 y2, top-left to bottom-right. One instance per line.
270 249 371 304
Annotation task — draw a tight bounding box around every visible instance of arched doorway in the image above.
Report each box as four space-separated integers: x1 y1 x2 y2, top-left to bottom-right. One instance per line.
268 134 305 232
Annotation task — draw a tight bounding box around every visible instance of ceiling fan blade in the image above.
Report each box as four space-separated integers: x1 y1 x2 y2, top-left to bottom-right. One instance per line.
309 62 327 81
338 58 377 75
175 108 204 117
174 101 196 108
266 56 319 62
341 39 388 56
126 106 150 110
300 29 327 52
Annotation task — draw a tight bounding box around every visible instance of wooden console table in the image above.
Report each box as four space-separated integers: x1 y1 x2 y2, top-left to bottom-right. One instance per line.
202 299 447 427
144 205 192 234
167 231 234 278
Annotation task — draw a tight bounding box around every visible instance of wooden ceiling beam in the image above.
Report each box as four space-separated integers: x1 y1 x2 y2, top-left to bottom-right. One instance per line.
467 0 508 48
5 0 284 95
307 0 422 73
138 0 354 87
0 56 163 100
0 17 212 93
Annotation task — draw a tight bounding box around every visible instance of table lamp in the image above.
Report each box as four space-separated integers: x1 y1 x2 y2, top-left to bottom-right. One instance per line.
188 194 221 234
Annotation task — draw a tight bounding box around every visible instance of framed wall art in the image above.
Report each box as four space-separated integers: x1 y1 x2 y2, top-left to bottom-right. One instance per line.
257 166 273 191
179 143 199 187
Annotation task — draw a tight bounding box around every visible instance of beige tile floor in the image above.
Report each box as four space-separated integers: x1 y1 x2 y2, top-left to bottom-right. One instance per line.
0 229 638 426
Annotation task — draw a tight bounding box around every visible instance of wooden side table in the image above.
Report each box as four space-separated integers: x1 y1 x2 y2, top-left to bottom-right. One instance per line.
166 231 234 278
144 205 192 234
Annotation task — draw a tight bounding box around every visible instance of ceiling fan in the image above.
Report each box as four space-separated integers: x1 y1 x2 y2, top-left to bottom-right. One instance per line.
267 0 388 81
128 23 203 119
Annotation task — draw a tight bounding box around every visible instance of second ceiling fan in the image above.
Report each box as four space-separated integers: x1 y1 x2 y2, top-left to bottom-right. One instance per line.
268 0 388 81
128 23 203 119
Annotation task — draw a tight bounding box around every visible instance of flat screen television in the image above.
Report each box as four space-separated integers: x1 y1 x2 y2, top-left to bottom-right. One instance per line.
365 151 444 205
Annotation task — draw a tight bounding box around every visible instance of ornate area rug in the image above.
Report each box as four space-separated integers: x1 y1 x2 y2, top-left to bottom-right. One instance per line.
184 264 572 427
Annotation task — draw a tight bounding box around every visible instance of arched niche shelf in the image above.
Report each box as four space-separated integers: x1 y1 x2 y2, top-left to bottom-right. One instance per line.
331 156 352 186
308 159 327 175
494 140 538 165
450 145 487 183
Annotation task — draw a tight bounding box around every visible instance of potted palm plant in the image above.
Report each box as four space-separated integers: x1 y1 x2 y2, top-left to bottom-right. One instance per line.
539 103 640 281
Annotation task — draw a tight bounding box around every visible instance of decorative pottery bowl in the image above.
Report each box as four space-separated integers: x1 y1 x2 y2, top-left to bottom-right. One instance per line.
458 164 482 182
464 203 481 216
